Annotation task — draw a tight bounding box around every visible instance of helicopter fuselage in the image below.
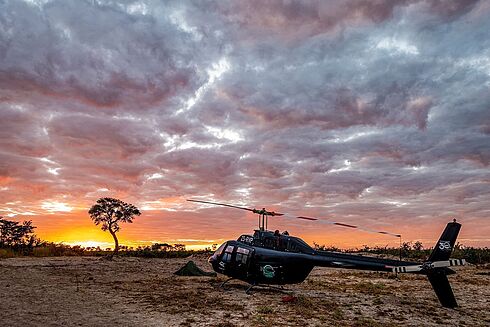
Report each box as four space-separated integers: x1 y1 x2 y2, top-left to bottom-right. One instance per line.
208 229 419 286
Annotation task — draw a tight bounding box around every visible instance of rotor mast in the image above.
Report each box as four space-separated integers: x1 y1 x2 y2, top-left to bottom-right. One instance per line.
252 208 280 231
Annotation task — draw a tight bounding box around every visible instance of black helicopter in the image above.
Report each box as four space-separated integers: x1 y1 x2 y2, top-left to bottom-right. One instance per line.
188 199 465 308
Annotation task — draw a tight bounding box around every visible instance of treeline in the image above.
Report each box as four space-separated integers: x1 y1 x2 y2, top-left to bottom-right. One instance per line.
314 241 490 265
2 217 489 264
0 217 42 256
0 242 211 259
0 217 211 259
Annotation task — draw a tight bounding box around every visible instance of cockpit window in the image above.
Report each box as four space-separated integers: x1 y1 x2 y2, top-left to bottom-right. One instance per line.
214 243 226 256
236 247 250 264
237 247 249 255
222 245 234 263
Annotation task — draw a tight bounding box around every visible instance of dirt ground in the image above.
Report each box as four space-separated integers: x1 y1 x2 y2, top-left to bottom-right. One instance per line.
0 255 489 327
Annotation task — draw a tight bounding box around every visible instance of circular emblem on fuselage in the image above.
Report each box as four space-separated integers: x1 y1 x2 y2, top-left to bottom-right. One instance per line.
262 265 275 278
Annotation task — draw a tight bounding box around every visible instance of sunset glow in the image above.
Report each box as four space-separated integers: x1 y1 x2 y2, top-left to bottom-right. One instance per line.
1 0 490 250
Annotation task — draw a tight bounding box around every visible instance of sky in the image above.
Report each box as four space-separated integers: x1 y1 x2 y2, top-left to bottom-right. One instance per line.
1 0 489 250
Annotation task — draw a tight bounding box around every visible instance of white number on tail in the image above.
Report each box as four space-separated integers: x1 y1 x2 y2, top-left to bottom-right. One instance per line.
438 241 452 251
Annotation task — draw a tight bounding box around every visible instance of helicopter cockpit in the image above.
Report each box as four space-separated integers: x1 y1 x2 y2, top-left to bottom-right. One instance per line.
208 240 255 279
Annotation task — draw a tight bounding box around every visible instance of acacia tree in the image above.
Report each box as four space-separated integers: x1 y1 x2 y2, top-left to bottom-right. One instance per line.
88 198 141 257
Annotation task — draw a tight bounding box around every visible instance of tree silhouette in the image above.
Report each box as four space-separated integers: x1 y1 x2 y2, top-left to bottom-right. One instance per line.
0 217 36 248
88 198 141 257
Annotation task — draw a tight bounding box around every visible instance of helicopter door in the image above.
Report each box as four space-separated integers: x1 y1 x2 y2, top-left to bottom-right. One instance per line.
222 245 234 263
232 246 253 278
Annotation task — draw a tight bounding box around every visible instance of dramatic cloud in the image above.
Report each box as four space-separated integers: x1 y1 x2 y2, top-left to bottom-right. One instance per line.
1 0 489 247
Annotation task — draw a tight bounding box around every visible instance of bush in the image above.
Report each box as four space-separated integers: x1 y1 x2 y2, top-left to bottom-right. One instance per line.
0 248 15 259
0 217 39 254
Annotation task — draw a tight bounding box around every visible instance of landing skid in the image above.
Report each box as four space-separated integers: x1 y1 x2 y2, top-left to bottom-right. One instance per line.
218 278 292 295
218 277 235 291
245 282 256 294
246 283 291 295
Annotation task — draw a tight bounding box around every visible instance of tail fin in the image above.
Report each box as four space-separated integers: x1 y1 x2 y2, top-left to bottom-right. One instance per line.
428 220 461 262
427 269 458 308
393 220 463 308
428 220 462 308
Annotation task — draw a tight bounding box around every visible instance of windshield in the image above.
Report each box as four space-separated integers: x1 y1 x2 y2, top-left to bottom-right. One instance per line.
208 242 227 264
213 242 226 257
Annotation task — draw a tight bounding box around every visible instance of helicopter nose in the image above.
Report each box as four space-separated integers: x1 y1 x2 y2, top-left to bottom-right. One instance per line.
208 255 216 264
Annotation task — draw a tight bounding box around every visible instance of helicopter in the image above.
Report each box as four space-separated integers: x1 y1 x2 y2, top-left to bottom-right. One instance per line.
188 199 465 308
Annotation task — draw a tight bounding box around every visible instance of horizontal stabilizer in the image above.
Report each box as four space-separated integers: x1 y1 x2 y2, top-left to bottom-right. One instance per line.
392 258 465 273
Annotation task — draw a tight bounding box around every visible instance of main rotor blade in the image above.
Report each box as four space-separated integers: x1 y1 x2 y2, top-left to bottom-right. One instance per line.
297 215 401 238
296 216 318 221
254 208 284 216
187 199 255 212
187 199 284 216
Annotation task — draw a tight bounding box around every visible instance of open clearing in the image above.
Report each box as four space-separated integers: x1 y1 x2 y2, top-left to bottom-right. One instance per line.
1 255 489 326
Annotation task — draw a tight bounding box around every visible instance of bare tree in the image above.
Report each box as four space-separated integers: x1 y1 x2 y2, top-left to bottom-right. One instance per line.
88 198 141 257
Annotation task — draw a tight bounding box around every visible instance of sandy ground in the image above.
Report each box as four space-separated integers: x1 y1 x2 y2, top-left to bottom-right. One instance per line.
0 255 489 327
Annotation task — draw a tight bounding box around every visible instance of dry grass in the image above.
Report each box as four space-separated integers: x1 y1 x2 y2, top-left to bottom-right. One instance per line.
353 281 389 295
0 248 15 258
0 256 489 326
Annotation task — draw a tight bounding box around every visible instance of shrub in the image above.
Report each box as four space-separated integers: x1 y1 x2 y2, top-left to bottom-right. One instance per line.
0 248 15 258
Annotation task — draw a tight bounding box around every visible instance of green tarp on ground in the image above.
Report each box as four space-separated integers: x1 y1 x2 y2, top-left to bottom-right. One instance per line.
174 260 217 277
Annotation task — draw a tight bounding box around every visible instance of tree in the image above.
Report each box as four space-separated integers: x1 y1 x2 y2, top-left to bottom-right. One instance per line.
413 241 424 251
0 217 36 248
88 198 141 257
